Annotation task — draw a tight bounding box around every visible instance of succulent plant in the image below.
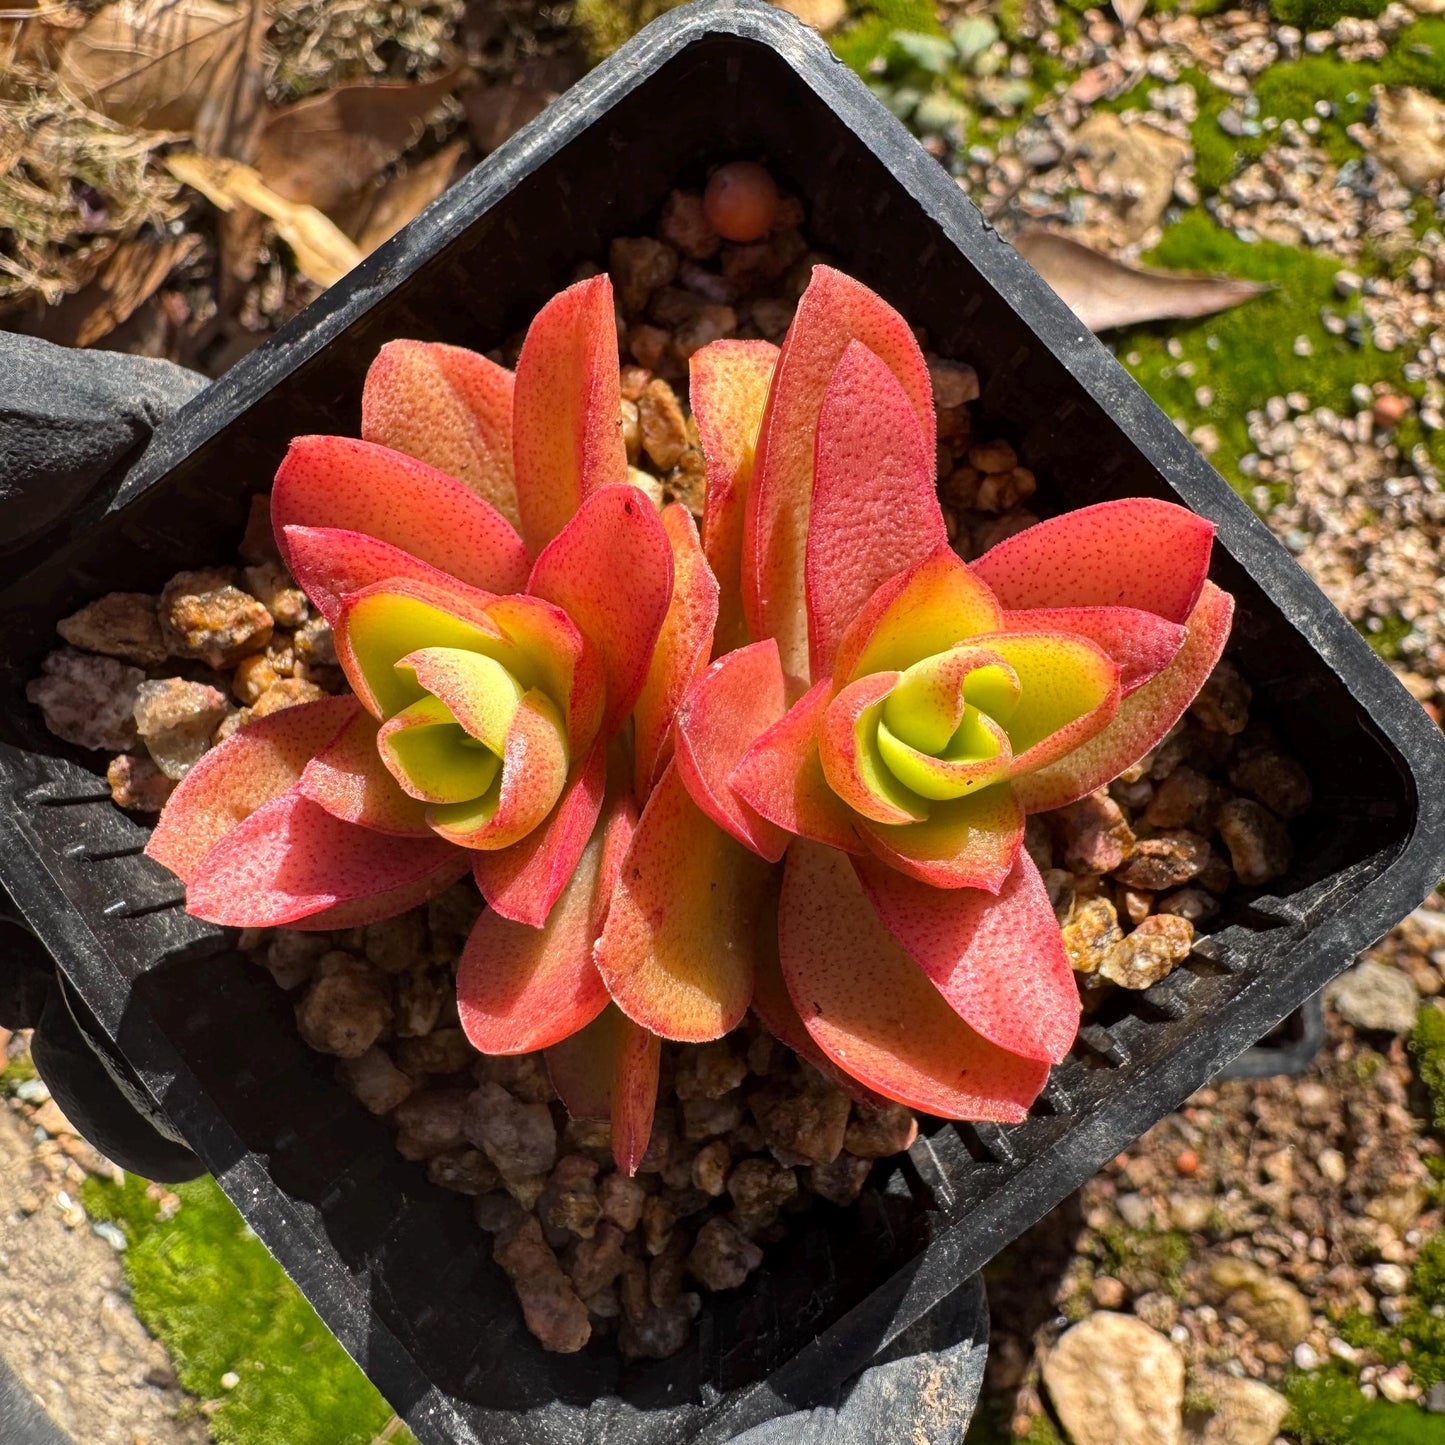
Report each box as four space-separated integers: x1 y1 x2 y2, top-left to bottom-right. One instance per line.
143 259 1232 1170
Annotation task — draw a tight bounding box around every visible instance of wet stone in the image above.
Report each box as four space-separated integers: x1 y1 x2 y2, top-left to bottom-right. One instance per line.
158 568 273 668
1063 897 1126 975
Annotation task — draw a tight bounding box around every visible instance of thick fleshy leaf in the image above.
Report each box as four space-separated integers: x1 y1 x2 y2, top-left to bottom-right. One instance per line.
334 576 506 719
1012 581 1235 813
874 707 1013 801
486 593 604 761
883 645 1011 753
184 789 462 927
378 695 503 804
817 673 929 826
282 525 467 628
778 842 1050 1120
730 678 863 854
472 742 607 927
855 852 1078 1064
361 339 519 530
751 919 890 1109
146 695 357 882
426 690 568 849
806 341 947 679
283 857 472 931
673 639 790 862
1002 605 1185 696
633 505 720 798
595 762 771 1042
965 631 1120 775
512 274 628 555
456 794 631 1053
833 547 1004 685
400 646 523 751
298 705 432 836
744 265 936 681
545 1004 660 1176
693 339 778 653
272 435 529 594
971 498 1215 624
854 782 1024 891
528 485 674 736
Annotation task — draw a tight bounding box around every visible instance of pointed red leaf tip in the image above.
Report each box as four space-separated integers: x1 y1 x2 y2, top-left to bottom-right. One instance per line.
512 274 628 556
457 787 634 1053
833 546 1003 686
730 678 863 854
283 525 467 629
529 485 675 737
855 782 1025 892
472 742 607 926
271 435 529 595
1012 580 1235 814
778 841 1050 1120
545 1004 660 1176
806 340 947 680
674 639 790 862
361 340 520 532
298 705 432 836
744 265 936 682
855 852 1078 1064
146 694 357 883
184 790 463 928
1002 605 1185 696
595 761 773 1042
633 505 720 799
971 498 1215 625
692 339 778 654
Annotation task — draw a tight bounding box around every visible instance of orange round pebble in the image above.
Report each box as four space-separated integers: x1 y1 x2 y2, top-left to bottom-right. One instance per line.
1174 1149 1199 1176
703 162 780 243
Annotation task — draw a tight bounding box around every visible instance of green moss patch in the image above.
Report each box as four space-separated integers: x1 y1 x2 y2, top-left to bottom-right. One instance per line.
83 1173 410 1445
1117 213 1405 490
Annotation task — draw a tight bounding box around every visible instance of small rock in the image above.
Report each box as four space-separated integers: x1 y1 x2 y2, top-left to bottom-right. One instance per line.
466 1081 558 1180
57 592 166 666
133 678 229 780
1293 1342 1321 1370
749 1072 850 1165
688 1216 764 1291
106 753 175 812
1372 1262 1410 1295
1325 959 1419 1034
1216 799 1292 886
392 1089 472 1159
637 378 690 471
1208 1257 1312 1348
598 1172 646 1232
609 236 679 314
249 676 326 718
1189 660 1251 735
1368 86 1445 188
843 1103 918 1158
494 1215 591 1353
1091 1274 1127 1309
1169 1193 1213 1232
220 1371 240 1390
242 561 307 628
1042 1312 1185 1445
296 966 392 1059
1100 914 1195 990
1317 1147 1348 1184
1183 1373 1288 1445
1113 832 1211 892
158 568 272 668
27 648 143 751
1064 897 1126 975
427 1148 500 1196
809 1152 872 1205
1117 1191 1154 1231
338 1047 414 1114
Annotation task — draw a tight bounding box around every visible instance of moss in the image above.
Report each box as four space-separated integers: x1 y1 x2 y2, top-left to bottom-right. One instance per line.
1118 213 1410 492
83 1173 411 1445
0 1050 38 1094
1096 1224 1191 1298
1270 0 1386 28
964 1402 1066 1444
1283 1363 1445 1443
1363 614 1415 662
1413 1005 1445 1134
831 0 944 74
571 0 685 60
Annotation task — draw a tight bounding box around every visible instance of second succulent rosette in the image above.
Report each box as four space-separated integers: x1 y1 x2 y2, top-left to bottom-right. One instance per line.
146 260 1233 1176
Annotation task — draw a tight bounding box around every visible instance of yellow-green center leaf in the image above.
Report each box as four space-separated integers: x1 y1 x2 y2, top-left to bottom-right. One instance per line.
399 646 524 753
379 695 501 804
875 705 1011 801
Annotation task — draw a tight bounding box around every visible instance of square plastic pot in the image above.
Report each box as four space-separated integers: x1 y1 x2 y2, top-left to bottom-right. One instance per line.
2 2 1443 1440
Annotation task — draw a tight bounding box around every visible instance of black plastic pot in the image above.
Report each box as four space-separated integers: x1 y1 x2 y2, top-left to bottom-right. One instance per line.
2 1 1443 1439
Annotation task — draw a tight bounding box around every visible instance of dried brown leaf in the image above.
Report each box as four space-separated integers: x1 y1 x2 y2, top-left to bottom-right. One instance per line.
166 151 362 287
56 0 266 158
20 231 201 346
254 68 462 214
1013 229 1270 332
332 140 465 255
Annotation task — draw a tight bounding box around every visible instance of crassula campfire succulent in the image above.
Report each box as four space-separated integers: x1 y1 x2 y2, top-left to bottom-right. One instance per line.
144 258 1233 1171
